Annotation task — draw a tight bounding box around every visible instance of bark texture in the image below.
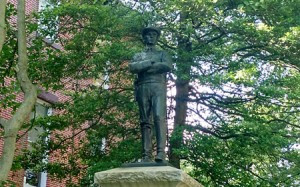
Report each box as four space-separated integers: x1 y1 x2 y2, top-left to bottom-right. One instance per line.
0 0 37 182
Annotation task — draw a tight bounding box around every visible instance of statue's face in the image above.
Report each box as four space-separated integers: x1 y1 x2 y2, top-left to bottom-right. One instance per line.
143 31 158 46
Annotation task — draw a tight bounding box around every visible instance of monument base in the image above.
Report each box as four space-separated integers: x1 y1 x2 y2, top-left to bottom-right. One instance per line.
94 166 203 187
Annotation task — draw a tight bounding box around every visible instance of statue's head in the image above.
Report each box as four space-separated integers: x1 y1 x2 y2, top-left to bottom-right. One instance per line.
142 27 160 46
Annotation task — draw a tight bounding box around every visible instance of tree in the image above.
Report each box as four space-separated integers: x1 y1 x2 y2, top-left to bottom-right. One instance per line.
0 0 7 53
0 0 38 182
121 0 300 186
1 0 144 186
34 0 300 186
1 0 300 186
0 0 139 184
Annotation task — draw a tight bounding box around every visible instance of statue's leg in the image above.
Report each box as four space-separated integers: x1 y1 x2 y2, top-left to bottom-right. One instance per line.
141 123 152 162
136 84 153 161
152 83 167 162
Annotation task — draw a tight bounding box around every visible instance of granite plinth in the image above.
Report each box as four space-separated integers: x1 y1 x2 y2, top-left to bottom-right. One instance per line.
94 166 203 187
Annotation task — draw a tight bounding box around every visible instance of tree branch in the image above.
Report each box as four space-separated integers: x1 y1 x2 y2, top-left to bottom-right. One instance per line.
230 161 271 183
0 118 7 127
0 0 7 53
233 45 265 53
185 124 254 140
0 0 37 181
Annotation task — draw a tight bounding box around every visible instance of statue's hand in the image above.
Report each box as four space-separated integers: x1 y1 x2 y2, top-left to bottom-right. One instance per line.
148 54 161 64
147 62 171 74
146 62 160 73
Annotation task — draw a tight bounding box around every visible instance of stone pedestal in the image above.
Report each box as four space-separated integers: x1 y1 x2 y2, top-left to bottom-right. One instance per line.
94 166 203 187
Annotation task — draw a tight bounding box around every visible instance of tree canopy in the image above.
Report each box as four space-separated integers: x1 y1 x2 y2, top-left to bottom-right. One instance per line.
1 0 300 186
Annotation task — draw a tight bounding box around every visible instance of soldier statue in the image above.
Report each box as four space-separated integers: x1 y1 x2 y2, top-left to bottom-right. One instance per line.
129 27 172 162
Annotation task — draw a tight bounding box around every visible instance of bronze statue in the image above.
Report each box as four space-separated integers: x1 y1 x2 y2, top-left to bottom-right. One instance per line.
129 27 172 162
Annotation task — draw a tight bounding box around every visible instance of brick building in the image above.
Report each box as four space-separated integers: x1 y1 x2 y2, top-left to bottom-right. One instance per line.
0 1 90 186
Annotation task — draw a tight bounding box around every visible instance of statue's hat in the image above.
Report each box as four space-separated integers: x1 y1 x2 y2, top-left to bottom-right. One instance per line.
142 27 161 37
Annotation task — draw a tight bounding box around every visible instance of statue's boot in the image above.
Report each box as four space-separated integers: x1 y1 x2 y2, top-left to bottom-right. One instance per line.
155 152 165 162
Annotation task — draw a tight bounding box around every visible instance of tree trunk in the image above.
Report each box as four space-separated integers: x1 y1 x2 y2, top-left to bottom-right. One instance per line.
0 0 37 182
169 11 193 168
0 0 7 53
0 126 18 182
169 79 189 168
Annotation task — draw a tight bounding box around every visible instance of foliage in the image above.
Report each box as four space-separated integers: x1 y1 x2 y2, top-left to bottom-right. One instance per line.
6 0 144 186
121 0 300 186
1 0 300 186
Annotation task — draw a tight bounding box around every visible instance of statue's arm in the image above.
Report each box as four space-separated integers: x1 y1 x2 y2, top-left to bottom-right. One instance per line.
147 51 172 73
129 54 153 73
